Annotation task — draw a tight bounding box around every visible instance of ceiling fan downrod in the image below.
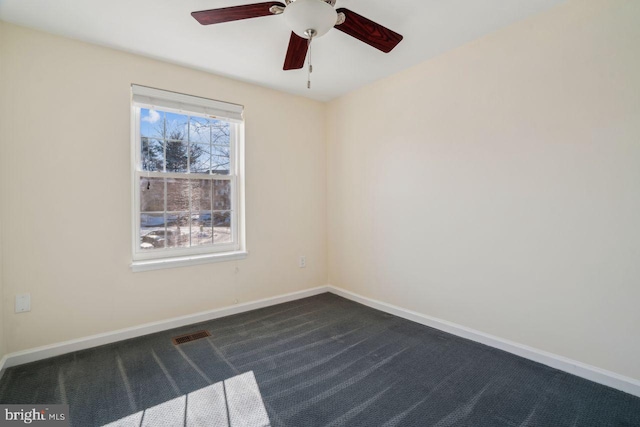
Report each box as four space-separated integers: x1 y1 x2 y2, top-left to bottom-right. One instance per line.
304 29 316 89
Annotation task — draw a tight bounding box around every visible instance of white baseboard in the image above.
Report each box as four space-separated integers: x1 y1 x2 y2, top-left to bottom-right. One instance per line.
1 286 329 371
0 354 8 380
327 285 640 398
3 283 639 399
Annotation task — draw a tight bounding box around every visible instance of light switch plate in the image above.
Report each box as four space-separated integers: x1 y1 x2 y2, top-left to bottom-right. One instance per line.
15 294 31 313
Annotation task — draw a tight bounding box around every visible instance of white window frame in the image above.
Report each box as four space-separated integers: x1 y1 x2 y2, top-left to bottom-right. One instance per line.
130 85 246 272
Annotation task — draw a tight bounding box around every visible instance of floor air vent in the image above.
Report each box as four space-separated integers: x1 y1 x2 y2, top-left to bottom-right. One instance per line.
172 330 211 345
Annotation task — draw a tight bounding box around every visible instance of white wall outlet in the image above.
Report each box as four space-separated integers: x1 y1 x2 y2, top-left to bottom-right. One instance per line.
15 294 31 313
299 256 306 268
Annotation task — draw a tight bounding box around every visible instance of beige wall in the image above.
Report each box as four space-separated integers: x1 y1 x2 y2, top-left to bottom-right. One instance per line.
0 216 4 360
0 22 327 353
0 19 6 360
327 0 640 380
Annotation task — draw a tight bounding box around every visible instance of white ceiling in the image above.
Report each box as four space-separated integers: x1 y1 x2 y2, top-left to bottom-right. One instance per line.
0 0 564 101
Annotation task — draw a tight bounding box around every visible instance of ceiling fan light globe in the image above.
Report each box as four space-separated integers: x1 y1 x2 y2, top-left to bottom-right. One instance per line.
283 0 337 39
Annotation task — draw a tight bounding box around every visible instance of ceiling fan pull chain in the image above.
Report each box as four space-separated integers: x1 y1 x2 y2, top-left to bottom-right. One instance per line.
307 34 313 89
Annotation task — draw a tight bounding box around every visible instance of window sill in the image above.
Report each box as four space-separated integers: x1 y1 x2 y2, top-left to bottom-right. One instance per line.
131 250 248 272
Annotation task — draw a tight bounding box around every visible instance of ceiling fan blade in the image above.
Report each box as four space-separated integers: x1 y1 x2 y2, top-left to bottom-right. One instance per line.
192 2 285 25
334 8 403 53
283 32 308 70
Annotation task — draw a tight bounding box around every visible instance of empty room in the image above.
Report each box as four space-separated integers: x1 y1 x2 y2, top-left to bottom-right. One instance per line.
0 0 639 425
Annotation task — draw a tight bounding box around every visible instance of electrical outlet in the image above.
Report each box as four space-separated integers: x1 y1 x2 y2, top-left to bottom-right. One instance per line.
15 294 31 313
299 256 306 268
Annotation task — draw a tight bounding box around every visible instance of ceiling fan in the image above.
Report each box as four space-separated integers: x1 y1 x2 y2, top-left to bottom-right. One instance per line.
191 0 403 77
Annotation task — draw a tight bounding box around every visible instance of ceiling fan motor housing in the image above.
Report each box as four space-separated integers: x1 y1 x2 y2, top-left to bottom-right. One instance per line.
285 0 337 5
283 0 338 39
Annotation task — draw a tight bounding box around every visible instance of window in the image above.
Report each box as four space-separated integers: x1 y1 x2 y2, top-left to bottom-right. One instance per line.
131 85 245 271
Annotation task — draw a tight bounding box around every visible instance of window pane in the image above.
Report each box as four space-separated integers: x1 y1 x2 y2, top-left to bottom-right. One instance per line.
213 180 231 210
211 120 230 147
212 145 230 156
140 108 164 139
211 154 230 175
140 214 165 250
167 213 190 248
166 178 189 211
213 211 232 244
140 178 164 212
141 213 165 228
141 138 163 171
190 143 211 174
190 180 213 246
165 112 188 141
191 213 213 246
189 117 211 144
212 145 230 174
165 141 188 173
191 179 212 212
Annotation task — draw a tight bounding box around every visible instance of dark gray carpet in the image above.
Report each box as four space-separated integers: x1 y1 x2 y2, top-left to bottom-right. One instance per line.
1 293 639 426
